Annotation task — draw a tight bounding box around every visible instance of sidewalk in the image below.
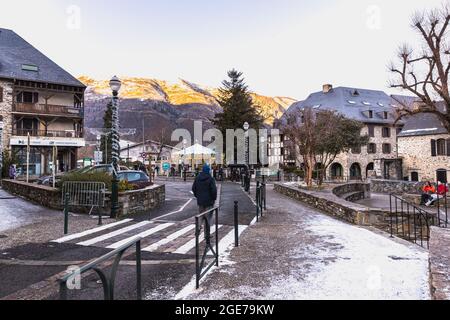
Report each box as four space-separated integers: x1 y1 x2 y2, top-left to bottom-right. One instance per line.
182 185 431 300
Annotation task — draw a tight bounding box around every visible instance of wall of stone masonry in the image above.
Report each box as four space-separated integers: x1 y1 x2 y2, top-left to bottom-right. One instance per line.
370 179 426 195
398 134 450 182
0 79 14 152
332 182 371 201
274 183 390 231
429 227 450 300
1 179 165 217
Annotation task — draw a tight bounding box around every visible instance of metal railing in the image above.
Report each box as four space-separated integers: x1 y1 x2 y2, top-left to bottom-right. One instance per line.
389 194 435 248
59 237 142 300
13 129 83 138
195 206 220 289
62 182 106 234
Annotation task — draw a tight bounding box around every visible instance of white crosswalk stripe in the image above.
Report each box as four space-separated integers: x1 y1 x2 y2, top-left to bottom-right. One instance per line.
77 221 152 247
143 225 196 252
107 223 174 249
174 225 223 254
52 219 133 243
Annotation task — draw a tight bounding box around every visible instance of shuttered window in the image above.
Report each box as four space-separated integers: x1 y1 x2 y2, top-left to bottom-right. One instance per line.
431 139 437 157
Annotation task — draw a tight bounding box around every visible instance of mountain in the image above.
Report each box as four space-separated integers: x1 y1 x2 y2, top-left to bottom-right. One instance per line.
79 76 297 143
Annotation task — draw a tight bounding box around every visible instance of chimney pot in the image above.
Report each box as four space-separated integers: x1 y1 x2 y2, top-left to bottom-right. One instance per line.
323 84 333 94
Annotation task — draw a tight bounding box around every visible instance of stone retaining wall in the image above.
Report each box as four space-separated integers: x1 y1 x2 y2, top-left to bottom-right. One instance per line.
1 179 165 217
429 227 450 300
274 183 390 230
370 179 425 195
332 183 371 202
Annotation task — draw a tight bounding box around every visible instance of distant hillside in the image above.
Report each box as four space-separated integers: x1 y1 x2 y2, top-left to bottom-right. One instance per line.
80 76 297 143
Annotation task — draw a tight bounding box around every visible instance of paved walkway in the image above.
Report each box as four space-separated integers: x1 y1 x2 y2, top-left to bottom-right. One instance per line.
181 185 431 300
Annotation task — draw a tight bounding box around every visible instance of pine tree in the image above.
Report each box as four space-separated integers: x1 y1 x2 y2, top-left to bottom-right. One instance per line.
212 69 264 133
100 102 113 164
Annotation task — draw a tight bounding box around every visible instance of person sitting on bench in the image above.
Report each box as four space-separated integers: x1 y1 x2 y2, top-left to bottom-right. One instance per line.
421 181 436 205
425 182 449 207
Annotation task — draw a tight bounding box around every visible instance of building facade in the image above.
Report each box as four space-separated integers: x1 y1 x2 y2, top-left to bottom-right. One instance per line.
0 28 86 176
398 113 450 183
275 85 406 180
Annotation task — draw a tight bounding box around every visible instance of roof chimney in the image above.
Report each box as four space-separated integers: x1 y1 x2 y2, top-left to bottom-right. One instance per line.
323 84 333 94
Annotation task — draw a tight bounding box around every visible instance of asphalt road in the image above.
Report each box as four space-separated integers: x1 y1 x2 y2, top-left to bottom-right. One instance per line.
0 180 256 300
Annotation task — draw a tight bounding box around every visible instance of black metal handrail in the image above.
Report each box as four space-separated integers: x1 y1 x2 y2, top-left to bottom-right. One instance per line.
195 207 220 289
58 237 142 300
389 194 434 248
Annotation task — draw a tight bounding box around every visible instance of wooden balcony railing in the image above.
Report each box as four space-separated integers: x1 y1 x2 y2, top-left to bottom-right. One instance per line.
13 129 83 138
13 103 83 117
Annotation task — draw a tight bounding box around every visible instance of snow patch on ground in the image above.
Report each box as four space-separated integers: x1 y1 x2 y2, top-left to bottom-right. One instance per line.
261 215 431 300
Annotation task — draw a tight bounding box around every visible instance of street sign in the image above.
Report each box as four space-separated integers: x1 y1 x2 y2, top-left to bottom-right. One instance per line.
162 162 171 171
94 151 103 163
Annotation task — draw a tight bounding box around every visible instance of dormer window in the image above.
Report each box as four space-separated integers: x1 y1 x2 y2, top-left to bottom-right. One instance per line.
352 90 360 96
378 102 385 107
368 110 374 119
348 100 356 105
362 101 371 106
383 111 389 120
21 64 39 72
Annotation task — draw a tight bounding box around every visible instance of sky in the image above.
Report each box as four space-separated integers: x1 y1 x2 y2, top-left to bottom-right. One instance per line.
0 0 445 100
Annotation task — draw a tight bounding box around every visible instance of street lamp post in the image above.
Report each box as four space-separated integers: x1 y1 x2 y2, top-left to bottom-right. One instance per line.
243 122 250 192
109 76 122 219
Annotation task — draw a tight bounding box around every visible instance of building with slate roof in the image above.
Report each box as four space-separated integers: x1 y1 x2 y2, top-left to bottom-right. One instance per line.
0 28 86 176
272 84 408 180
397 108 450 183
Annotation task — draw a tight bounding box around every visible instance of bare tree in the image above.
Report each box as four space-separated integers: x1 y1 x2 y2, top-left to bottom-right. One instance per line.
151 128 172 162
389 3 450 132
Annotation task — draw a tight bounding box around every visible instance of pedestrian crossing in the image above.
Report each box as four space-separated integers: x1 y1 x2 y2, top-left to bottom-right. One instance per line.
52 218 240 257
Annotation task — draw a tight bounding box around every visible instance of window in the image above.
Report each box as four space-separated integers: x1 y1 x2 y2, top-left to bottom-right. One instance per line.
383 112 389 119
411 172 419 182
368 125 375 138
437 139 447 156
348 100 356 105
382 127 391 138
378 102 385 107
16 91 38 104
382 143 392 154
0 86 3 102
368 110 374 119
362 101 371 106
367 143 377 154
351 146 361 154
21 64 39 72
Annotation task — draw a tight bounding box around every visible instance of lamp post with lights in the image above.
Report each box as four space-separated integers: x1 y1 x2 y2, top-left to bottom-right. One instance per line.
109 76 122 219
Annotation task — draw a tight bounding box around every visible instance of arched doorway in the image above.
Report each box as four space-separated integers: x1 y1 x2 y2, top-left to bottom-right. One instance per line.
437 169 448 184
330 163 344 180
350 163 362 181
366 162 374 178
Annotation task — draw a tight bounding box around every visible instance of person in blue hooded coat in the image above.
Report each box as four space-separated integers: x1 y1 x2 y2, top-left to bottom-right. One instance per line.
192 164 217 213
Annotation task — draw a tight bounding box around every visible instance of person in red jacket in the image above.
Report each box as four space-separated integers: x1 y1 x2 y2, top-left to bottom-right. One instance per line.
425 182 449 206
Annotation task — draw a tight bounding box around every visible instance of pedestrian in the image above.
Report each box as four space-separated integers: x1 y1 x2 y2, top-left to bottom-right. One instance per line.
421 181 436 205
9 164 16 180
426 182 449 206
192 164 217 214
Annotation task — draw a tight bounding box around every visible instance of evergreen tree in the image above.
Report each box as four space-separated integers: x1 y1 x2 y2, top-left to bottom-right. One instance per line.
213 69 264 133
100 102 113 164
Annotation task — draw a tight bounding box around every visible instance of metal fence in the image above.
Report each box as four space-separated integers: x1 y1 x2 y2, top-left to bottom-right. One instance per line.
59 237 142 300
195 207 220 289
62 182 107 234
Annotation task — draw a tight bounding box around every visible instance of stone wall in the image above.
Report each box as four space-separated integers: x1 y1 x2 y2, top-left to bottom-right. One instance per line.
1 179 165 217
398 134 450 182
274 183 390 231
370 179 425 195
0 79 13 151
429 227 450 300
332 183 371 202
1 179 62 209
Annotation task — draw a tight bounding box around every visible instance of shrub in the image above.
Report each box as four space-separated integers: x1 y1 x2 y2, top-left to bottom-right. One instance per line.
59 172 112 190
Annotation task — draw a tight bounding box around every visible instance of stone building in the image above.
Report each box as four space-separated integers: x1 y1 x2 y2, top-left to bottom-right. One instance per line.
0 28 86 176
274 84 407 180
398 112 450 183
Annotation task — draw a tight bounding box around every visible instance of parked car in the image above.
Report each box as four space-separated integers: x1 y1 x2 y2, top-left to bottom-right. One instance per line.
37 166 93 185
86 164 129 174
117 171 150 183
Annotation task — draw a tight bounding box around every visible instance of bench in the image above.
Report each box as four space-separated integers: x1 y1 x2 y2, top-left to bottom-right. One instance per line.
404 194 450 208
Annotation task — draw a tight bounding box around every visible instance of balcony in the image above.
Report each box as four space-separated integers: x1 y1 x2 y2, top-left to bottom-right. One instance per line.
13 129 83 139
13 103 83 118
